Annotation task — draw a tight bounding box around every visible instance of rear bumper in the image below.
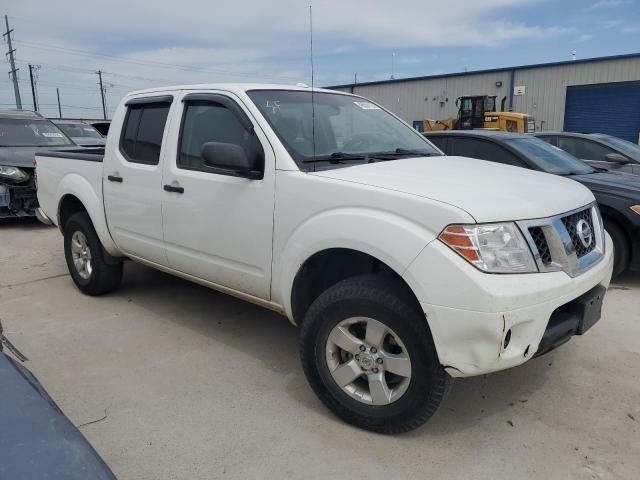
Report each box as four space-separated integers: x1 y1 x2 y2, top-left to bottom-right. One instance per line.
35 207 53 225
404 233 614 377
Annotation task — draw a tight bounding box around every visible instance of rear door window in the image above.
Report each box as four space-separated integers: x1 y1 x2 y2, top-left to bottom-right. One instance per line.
426 136 448 152
557 137 615 161
448 137 525 167
120 102 171 165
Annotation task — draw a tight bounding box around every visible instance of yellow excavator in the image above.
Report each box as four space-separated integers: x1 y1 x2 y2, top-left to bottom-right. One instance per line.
423 95 535 134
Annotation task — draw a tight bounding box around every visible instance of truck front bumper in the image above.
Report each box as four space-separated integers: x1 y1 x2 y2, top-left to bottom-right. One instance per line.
403 233 614 378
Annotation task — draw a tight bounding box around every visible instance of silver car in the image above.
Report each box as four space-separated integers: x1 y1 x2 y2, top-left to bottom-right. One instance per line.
535 131 640 175
51 119 106 147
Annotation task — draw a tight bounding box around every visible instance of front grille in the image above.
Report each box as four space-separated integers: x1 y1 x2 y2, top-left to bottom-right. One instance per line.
561 208 596 258
529 227 552 265
517 203 603 278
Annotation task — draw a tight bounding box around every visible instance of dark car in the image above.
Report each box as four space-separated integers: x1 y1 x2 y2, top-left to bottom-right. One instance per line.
425 130 640 277
534 132 640 175
0 321 117 479
89 120 111 137
52 120 106 147
0 110 75 218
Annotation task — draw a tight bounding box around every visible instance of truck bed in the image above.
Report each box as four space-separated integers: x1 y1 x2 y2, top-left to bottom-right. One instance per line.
35 148 106 232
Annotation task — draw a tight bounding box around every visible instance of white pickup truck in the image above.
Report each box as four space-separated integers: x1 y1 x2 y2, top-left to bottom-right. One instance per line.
36 84 613 433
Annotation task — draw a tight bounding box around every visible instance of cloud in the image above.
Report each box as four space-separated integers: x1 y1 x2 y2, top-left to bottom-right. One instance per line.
577 34 594 42
602 19 640 32
2 0 566 116
591 0 630 8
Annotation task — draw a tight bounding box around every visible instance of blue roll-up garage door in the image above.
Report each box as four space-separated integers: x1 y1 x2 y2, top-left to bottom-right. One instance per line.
564 81 640 143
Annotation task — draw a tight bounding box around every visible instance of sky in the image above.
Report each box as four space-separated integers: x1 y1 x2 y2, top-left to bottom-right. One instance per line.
1 0 639 119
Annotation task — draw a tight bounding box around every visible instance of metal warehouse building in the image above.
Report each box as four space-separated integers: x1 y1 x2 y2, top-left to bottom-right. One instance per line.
329 53 640 143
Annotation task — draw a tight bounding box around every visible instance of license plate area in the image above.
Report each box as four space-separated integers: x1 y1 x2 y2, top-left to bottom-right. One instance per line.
564 284 606 335
0 185 9 207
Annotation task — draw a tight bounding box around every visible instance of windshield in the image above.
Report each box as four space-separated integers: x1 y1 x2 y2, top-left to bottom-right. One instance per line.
484 96 496 112
247 90 441 169
55 122 103 139
0 119 74 147
505 137 595 175
598 135 640 160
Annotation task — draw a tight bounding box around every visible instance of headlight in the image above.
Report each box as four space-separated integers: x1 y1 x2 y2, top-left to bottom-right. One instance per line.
631 205 640 216
439 223 538 273
0 166 28 182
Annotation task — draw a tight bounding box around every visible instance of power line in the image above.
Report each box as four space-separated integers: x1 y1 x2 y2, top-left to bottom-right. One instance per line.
13 39 300 81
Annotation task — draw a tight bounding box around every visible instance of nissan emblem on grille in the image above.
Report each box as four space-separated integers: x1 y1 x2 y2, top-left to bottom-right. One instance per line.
576 219 593 249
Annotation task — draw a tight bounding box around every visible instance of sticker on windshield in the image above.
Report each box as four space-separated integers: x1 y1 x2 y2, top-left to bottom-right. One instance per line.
83 128 95 132
353 101 380 110
42 132 65 138
264 100 281 113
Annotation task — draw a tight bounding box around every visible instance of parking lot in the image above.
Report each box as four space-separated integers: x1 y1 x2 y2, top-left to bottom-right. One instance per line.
1 218 639 479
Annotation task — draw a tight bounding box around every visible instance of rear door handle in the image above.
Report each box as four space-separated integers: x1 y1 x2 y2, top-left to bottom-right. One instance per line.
107 175 123 183
163 184 184 194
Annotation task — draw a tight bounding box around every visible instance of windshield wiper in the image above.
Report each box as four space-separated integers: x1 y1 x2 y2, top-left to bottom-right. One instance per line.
303 152 368 164
367 148 441 161
303 149 440 164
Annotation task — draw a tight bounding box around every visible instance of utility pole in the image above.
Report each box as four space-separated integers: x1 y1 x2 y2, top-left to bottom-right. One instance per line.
3 15 22 109
390 52 395 80
97 70 106 120
29 64 38 111
56 88 62 118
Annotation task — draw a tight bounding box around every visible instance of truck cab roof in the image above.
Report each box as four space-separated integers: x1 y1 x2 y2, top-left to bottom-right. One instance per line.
122 83 348 99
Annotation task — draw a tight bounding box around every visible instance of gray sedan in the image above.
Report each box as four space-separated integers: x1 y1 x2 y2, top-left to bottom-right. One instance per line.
52 120 106 147
535 131 640 175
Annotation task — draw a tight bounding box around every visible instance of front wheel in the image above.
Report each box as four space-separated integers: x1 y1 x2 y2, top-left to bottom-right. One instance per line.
604 220 629 278
64 212 123 295
299 274 451 434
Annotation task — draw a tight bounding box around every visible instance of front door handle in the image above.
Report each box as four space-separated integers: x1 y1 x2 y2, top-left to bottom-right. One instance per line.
163 184 185 194
107 175 123 183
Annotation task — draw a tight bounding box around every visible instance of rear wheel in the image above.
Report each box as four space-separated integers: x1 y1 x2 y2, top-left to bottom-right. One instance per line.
64 212 123 295
604 220 629 278
299 274 451 434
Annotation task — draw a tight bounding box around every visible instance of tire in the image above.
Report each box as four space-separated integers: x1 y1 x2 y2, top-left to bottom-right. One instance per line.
604 220 629 278
299 274 451 434
64 212 123 295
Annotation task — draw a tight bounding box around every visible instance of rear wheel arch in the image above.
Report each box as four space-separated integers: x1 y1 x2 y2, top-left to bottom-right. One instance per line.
58 194 88 234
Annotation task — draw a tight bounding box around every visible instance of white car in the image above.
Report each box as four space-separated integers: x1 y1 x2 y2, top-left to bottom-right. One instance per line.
35 84 613 433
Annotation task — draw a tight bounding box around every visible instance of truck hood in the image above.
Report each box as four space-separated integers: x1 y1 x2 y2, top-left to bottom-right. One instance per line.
0 146 73 168
571 171 640 202
311 156 595 223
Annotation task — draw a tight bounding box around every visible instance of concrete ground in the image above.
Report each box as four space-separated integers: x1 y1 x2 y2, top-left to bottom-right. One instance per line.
1 218 639 480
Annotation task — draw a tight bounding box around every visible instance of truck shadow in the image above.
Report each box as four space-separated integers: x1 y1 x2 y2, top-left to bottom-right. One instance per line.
111 260 637 436
0 217 53 230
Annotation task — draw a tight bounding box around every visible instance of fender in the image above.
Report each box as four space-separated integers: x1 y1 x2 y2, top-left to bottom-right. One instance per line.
56 173 121 256
272 206 437 321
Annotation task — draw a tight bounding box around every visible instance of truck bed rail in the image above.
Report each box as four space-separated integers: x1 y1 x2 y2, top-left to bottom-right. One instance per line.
37 147 104 162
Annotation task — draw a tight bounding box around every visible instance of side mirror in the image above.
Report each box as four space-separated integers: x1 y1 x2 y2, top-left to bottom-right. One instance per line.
201 142 262 179
605 153 630 164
